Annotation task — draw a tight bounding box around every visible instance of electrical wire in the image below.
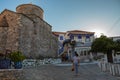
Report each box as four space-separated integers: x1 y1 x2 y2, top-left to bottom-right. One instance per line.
107 17 120 33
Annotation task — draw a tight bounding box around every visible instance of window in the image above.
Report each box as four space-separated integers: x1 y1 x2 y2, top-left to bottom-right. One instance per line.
78 34 82 39
86 35 90 38
86 38 90 42
60 36 63 40
85 34 90 42
70 35 74 39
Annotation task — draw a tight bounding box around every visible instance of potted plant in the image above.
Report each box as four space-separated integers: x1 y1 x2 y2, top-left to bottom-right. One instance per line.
9 51 25 69
0 50 11 69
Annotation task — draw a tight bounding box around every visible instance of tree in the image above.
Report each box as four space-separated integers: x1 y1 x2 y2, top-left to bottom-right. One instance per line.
70 40 76 56
113 39 120 53
62 39 76 61
91 35 114 62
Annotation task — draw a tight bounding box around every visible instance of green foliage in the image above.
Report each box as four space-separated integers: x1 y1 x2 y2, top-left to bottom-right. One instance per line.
91 35 114 53
114 39 120 53
70 40 76 48
9 51 25 62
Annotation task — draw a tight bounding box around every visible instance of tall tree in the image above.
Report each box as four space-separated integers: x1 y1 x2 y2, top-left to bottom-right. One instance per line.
70 40 76 56
91 35 114 62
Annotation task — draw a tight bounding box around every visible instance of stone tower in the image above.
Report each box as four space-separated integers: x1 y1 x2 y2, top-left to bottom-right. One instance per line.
0 4 58 58
16 4 44 19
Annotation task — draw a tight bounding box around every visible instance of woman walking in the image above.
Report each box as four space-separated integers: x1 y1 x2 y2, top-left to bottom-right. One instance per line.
72 52 80 76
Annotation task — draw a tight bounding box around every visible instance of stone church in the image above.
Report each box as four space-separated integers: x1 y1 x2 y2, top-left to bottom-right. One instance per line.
0 4 58 58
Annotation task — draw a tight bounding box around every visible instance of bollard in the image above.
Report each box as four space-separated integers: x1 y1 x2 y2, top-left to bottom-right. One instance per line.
102 62 107 72
99 62 102 71
97 62 101 69
112 64 115 76
115 64 118 76
118 64 120 76
109 63 112 75
106 63 109 72
99 62 120 77
102 63 105 71
115 64 120 76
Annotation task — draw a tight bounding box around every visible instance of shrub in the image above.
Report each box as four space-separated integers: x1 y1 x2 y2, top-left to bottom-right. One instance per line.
9 51 25 62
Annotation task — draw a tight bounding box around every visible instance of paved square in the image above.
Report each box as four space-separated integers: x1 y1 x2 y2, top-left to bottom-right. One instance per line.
22 63 120 80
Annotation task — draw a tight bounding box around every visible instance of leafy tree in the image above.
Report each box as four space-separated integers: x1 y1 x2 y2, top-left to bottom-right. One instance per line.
70 40 76 55
91 35 114 53
91 35 116 62
62 39 76 60
113 39 120 53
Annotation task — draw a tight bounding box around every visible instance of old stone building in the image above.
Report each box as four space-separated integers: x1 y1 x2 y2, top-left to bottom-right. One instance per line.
0 4 58 58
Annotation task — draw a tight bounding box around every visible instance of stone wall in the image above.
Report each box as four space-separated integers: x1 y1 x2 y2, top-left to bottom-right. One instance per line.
17 14 34 57
0 10 20 53
50 35 58 57
18 13 58 58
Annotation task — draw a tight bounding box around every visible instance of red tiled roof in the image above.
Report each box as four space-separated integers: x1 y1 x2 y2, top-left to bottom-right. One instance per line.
52 30 95 36
52 31 66 36
67 30 95 34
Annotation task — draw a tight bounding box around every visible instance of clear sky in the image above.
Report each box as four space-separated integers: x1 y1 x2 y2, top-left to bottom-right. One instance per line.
0 0 120 37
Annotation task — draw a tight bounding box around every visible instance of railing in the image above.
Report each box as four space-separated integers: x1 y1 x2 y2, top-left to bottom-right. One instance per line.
22 58 62 68
98 62 120 76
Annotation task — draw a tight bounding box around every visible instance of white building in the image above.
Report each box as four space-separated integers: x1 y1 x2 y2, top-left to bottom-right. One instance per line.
53 30 95 61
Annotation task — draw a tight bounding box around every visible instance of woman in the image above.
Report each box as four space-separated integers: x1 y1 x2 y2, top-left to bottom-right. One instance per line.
72 52 80 76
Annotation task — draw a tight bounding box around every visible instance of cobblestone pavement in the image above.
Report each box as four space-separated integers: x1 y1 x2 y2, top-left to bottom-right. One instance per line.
22 63 120 80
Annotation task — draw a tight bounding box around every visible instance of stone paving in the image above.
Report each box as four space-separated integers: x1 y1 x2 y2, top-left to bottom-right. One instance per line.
22 63 120 80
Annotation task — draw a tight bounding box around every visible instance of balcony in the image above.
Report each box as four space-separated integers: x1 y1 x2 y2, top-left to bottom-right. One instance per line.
75 42 92 47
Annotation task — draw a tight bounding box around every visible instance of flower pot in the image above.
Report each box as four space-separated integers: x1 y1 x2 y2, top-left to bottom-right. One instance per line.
0 59 11 69
14 61 22 69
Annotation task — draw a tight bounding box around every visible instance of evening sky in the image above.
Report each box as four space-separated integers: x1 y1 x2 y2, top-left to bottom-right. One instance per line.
0 0 120 37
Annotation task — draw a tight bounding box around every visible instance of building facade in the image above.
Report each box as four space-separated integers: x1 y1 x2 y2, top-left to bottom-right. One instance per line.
0 4 58 58
53 30 95 61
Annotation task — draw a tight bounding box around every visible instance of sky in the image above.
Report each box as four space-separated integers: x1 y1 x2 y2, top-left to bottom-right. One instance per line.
0 0 120 37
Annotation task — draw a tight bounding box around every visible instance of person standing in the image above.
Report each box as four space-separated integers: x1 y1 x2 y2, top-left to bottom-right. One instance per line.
72 51 80 76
